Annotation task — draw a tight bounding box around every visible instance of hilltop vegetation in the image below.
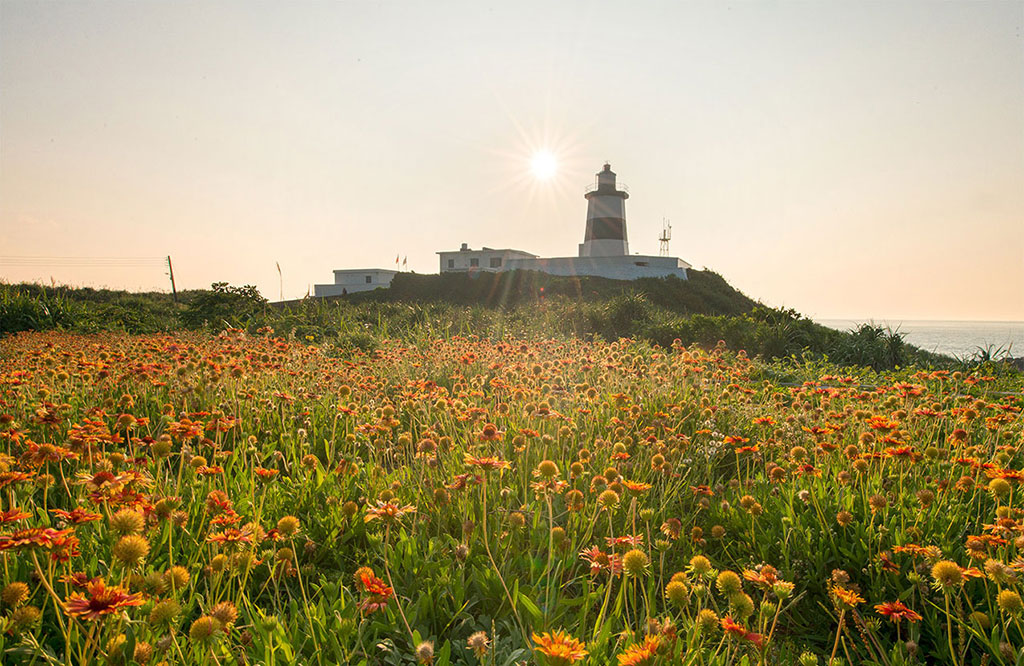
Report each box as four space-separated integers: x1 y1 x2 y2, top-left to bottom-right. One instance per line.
0 272 1011 374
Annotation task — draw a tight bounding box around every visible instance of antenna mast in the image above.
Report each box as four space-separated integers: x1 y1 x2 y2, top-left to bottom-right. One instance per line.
658 219 672 256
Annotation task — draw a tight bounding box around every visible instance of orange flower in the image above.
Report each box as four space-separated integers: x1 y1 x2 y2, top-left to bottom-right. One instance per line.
622 480 652 494
358 572 393 613
206 528 255 548
720 616 763 647
0 527 75 552
50 507 102 525
617 635 660 666
579 546 623 576
464 455 510 473
875 601 922 623
364 501 416 525
831 585 865 609
0 507 31 524
63 579 143 620
532 630 588 665
477 423 504 442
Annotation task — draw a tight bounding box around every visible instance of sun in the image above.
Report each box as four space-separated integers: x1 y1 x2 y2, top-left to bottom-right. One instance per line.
530 150 558 180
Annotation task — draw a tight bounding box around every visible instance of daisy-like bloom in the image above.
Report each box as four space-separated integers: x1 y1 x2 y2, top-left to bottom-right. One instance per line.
477 423 504 442
579 547 622 577
51 506 103 525
446 473 483 491
206 528 255 550
464 455 510 473
720 616 764 647
532 630 588 665
0 471 34 490
606 534 644 549
76 470 125 492
254 467 279 480
875 601 922 623
831 585 865 609
358 572 393 613
60 572 102 590
531 478 569 496
0 527 75 552
660 518 682 540
617 635 660 666
742 565 780 589
364 501 417 525
0 507 31 524
621 480 652 495
63 579 143 620
48 531 81 563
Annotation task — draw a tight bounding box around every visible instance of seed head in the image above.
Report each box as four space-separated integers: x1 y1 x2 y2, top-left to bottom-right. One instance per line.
2 582 30 607
998 590 1023 615
466 630 490 658
623 549 649 577
931 560 964 590
113 534 150 567
189 615 221 643
665 581 688 607
716 570 742 596
276 516 301 537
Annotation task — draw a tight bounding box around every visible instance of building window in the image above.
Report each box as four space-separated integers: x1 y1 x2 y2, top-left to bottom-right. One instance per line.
470 258 479 267
635 261 648 267
365 275 372 283
447 259 454 268
489 257 502 268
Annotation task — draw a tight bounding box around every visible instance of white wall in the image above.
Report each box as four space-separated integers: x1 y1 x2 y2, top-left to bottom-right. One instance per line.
507 255 689 280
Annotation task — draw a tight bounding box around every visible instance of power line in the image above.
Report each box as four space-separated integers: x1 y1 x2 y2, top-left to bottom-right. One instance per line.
0 256 166 267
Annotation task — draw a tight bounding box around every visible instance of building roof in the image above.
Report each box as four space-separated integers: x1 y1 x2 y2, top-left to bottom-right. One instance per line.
436 248 537 257
331 268 399 274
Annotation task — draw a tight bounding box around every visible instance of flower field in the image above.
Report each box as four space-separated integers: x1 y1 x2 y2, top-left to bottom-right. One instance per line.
0 329 1021 665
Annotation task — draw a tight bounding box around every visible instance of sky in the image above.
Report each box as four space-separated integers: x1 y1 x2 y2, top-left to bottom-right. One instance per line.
1 1 1022 321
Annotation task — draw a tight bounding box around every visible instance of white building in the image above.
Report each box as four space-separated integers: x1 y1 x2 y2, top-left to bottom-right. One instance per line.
438 164 690 280
313 269 397 297
436 244 538 273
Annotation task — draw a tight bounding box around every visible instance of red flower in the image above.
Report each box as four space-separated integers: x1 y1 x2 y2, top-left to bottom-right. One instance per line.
358 572 393 613
63 580 143 620
51 507 103 525
875 601 922 623
0 507 31 524
0 527 75 551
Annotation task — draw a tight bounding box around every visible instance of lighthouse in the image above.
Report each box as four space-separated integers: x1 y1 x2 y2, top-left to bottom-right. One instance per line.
433 160 690 283
579 163 629 257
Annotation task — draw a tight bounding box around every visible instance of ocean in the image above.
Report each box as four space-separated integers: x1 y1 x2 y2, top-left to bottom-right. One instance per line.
816 320 1024 360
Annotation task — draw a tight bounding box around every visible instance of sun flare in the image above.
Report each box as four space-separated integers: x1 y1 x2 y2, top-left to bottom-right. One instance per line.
530 150 558 180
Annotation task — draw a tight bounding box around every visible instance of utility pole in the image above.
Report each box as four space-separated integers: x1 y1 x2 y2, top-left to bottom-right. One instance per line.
166 256 178 303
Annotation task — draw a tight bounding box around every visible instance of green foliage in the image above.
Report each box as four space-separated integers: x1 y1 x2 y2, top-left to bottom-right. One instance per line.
2 277 1011 375
179 282 268 330
0 285 77 333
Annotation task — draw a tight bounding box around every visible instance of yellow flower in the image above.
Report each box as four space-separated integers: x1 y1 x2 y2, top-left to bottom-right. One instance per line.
533 630 588 665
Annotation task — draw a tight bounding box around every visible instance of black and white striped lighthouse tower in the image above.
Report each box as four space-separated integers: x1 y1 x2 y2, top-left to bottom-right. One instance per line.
579 163 630 257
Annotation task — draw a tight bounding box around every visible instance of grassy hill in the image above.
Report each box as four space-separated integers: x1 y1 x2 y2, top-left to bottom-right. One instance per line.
346 269 757 316
2 272 1010 374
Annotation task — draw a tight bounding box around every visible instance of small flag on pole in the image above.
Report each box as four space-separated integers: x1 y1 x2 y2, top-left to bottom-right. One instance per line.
402 256 408 268
395 255 400 265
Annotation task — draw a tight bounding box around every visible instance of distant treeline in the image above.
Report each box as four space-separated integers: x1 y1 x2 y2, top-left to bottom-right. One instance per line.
0 273 1010 373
